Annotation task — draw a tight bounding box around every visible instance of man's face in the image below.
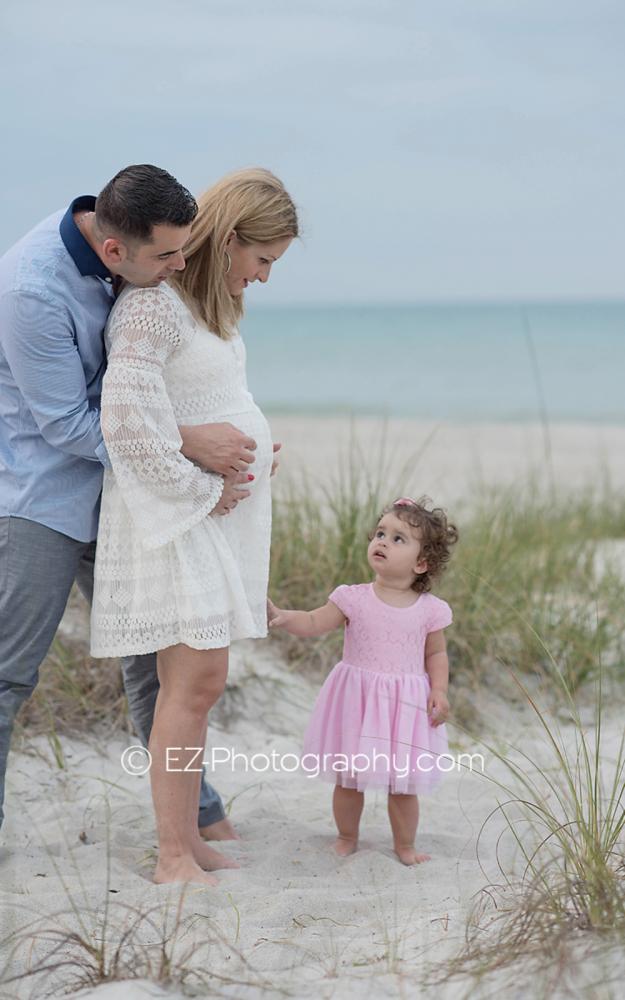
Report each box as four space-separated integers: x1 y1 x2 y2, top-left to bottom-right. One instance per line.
105 223 192 286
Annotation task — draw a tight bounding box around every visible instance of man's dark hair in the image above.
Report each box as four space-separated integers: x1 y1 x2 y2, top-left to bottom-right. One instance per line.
95 164 198 242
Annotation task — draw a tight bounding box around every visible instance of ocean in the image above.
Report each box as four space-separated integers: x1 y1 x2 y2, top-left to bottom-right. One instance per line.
241 301 625 423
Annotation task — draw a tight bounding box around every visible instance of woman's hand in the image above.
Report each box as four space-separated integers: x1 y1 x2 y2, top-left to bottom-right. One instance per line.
427 688 449 727
212 474 252 515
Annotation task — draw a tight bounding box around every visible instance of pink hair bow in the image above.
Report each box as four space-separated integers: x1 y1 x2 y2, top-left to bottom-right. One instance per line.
393 497 417 507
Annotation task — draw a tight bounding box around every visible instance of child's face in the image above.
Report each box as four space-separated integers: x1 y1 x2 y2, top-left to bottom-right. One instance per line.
367 513 428 583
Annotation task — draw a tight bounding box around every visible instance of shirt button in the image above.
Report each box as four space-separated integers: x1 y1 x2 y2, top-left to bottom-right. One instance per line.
105 277 112 283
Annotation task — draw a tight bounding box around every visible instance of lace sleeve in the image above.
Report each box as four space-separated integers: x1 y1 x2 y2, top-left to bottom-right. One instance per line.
101 286 224 550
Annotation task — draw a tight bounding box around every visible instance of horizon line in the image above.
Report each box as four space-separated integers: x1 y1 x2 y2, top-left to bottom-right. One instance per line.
246 295 625 310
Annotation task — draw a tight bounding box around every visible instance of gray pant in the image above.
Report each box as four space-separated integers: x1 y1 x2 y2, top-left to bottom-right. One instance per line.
0 516 224 829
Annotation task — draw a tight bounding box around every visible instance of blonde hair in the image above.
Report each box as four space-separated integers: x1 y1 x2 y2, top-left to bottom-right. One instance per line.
171 167 298 340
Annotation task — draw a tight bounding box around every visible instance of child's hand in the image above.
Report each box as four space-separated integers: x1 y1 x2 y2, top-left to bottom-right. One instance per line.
266 599 343 637
267 598 290 629
270 442 282 477
427 688 449 727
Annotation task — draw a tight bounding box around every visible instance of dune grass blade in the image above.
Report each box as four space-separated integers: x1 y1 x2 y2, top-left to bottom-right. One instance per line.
425 664 625 994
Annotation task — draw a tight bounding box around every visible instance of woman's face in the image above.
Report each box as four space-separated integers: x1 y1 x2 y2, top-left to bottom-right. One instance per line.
225 233 293 295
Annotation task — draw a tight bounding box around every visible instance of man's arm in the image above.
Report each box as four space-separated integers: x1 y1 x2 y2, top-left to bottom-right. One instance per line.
0 290 109 465
1 291 259 479
179 422 257 476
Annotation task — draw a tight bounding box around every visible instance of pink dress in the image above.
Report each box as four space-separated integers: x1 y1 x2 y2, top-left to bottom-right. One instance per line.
302 583 452 795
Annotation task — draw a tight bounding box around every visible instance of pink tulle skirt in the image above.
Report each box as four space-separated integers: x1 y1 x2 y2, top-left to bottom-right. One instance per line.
302 661 449 795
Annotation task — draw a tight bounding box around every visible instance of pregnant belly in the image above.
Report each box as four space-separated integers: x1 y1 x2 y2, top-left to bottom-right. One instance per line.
221 405 274 479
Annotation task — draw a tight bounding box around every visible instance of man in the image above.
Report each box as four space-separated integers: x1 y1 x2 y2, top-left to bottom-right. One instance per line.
0 164 257 836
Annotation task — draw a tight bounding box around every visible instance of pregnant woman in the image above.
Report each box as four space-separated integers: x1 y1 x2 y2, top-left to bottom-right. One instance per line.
91 168 298 885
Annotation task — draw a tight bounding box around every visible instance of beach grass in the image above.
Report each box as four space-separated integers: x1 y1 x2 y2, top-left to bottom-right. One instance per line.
269 463 625 700
0 801 276 999
424 666 625 996
18 459 625 741
0 899 276 999
14 635 126 743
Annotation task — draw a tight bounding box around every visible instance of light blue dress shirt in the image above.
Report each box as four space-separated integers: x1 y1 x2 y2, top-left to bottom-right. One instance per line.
0 198 113 542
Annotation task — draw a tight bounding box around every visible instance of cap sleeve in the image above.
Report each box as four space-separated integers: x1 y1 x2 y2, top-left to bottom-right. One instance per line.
427 595 452 633
328 585 353 620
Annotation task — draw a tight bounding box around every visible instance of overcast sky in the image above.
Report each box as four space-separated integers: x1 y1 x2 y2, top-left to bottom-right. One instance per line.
2 0 624 304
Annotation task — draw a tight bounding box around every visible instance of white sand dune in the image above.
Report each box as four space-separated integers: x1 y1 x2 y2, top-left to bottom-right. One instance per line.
0 638 524 998
3 639 622 998
1 417 624 998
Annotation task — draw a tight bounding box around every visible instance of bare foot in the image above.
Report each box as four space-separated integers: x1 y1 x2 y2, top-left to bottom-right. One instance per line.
154 857 218 886
395 845 431 865
199 817 241 841
192 839 240 870
333 836 358 857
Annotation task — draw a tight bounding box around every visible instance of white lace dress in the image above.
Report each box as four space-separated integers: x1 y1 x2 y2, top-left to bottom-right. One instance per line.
90 283 273 657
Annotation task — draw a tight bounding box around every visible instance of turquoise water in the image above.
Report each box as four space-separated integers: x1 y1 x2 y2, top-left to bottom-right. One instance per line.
241 301 625 422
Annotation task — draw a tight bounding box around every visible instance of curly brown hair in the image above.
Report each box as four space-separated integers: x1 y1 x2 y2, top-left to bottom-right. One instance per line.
374 497 459 594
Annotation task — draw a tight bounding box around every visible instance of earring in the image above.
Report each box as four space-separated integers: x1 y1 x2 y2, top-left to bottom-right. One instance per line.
224 251 232 274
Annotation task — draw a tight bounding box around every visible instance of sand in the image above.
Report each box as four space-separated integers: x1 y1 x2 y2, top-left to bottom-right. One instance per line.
1 416 624 998
268 415 625 503
0 639 552 999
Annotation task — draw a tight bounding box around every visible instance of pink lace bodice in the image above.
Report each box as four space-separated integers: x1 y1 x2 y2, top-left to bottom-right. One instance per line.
329 583 452 675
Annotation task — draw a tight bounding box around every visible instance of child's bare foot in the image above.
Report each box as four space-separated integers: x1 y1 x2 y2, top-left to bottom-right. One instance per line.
192 839 240 870
154 856 218 886
333 836 358 857
199 817 241 841
394 844 431 865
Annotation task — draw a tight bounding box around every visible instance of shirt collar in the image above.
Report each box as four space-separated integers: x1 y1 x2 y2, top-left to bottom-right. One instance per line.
59 196 112 280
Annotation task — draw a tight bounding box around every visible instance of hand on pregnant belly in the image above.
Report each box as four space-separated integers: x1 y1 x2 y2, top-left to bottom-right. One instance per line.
179 421 257 475
212 473 252 515
229 408 274 480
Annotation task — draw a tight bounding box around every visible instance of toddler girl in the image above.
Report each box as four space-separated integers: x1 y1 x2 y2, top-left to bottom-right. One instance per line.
268 497 458 865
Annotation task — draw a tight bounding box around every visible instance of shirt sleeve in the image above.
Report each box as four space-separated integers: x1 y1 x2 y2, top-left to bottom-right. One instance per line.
100 286 224 550
328 585 353 621
0 290 109 466
427 596 453 633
